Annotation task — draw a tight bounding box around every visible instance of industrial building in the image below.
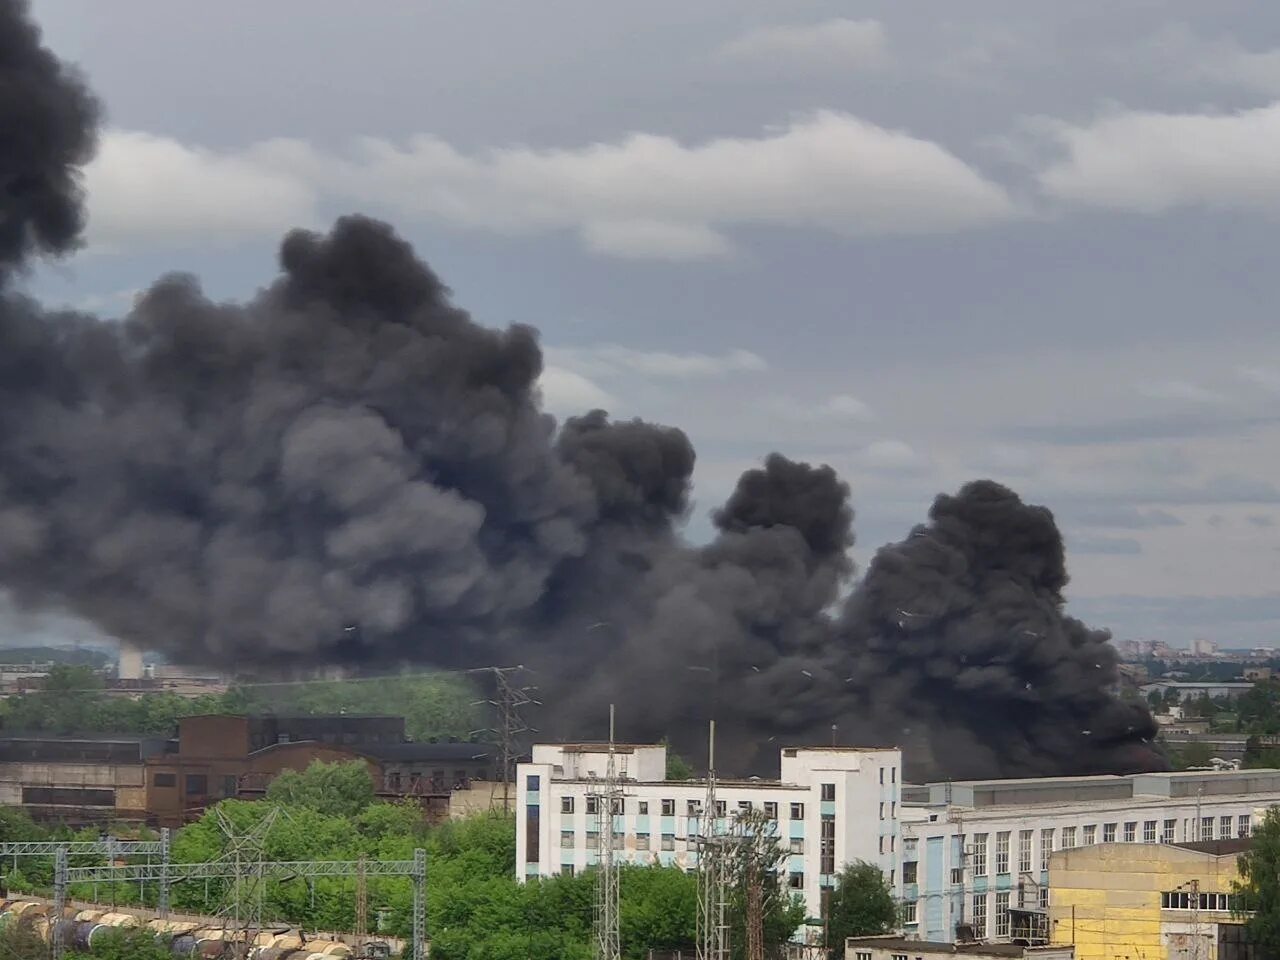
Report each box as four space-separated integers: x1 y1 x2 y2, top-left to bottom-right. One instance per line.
0 714 498 826
900 770 1280 948
1048 839 1256 960
515 742 902 926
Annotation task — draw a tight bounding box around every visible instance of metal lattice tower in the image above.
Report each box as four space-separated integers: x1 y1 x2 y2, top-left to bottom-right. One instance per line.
213 806 282 957
355 854 368 952
696 721 730 960
592 704 622 960
472 665 535 812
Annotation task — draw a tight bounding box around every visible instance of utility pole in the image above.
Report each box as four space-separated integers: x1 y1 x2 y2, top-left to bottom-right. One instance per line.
473 665 534 813
1189 878 1201 960
592 704 621 960
697 721 729 960
355 854 368 954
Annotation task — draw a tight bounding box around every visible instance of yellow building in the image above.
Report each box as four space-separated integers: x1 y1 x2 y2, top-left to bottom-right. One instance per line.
1047 839 1250 960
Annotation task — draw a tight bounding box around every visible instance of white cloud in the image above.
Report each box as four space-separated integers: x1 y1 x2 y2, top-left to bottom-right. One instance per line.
83 130 319 249
1238 366 1280 392
861 439 927 471
717 19 889 71
547 345 767 379
1138 24 1280 96
763 393 875 423
1037 103 1280 214
82 113 1017 260
1138 380 1226 404
538 367 615 417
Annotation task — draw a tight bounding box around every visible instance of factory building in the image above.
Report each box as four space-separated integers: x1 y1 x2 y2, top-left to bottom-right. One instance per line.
1048 839 1255 960
900 770 1280 947
515 742 902 930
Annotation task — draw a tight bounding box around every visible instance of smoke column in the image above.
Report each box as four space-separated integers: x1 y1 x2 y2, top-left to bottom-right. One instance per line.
0 0 1159 780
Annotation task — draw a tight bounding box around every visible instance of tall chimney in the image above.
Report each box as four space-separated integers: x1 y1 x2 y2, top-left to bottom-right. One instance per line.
117 642 143 681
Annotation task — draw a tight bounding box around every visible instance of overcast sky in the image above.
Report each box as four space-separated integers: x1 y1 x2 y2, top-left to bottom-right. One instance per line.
16 0 1280 648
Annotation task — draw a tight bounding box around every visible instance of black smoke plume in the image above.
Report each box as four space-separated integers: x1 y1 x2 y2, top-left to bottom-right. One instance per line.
0 0 1160 780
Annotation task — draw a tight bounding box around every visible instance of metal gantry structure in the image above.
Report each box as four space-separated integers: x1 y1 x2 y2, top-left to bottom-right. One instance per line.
53 848 428 960
696 721 730 960
591 705 622 960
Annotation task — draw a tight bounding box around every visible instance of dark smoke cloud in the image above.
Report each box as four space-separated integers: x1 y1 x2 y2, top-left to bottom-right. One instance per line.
0 0 1161 780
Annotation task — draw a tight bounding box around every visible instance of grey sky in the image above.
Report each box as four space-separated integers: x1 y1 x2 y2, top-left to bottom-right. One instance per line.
15 0 1280 648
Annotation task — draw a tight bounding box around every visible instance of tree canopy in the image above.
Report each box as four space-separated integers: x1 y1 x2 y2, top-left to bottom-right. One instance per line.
824 861 897 956
1234 805 1280 954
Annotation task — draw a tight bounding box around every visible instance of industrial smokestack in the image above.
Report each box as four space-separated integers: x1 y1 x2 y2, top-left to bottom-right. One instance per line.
0 0 1162 780
117 642 143 682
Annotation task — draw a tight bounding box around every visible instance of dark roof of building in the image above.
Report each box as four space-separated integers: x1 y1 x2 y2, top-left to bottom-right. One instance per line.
1172 837 1254 856
364 741 496 762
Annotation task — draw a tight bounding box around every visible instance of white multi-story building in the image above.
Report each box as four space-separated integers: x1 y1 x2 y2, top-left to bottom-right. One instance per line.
516 742 902 924
900 769 1280 944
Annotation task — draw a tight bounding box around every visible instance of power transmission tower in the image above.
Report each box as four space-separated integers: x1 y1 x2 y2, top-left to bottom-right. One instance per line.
696 721 730 960
213 805 281 957
471 665 534 812
592 704 622 960
356 854 368 953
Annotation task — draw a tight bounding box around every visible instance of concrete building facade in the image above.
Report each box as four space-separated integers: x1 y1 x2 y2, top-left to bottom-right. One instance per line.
1048 839 1254 960
900 770 1280 947
846 936 1073 960
516 743 902 930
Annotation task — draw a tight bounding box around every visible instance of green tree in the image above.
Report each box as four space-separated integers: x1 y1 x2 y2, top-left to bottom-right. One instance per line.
0 916 50 959
1234 806 1280 954
1172 741 1215 770
266 760 375 817
665 746 695 781
824 861 897 957
71 928 172 960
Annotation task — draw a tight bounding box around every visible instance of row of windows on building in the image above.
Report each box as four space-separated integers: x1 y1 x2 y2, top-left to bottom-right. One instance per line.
965 814 1252 877
1160 891 1240 911
544 782 890 821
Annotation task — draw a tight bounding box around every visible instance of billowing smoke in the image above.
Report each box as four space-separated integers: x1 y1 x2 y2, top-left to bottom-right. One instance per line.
0 0 1159 780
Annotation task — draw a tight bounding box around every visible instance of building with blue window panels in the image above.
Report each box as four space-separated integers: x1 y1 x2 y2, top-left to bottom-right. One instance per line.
516 742 902 933
900 768 1280 947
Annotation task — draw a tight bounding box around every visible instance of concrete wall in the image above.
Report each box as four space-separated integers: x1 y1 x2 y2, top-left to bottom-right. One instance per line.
1048 843 1239 960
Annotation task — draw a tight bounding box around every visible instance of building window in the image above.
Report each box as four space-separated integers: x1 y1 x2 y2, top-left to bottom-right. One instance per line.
527 806 540 864
586 796 599 815
995 832 1010 875
715 800 727 817
1220 815 1233 839
824 814 834 875
903 861 917 884
1082 825 1096 846
764 802 778 819
561 796 574 814
661 799 675 816
1039 886 1050 909
1061 827 1076 849
880 767 885 784
527 775 540 791
661 833 675 851
222 775 238 798
1164 819 1177 843
1018 830 1033 874
1143 820 1157 843
903 900 917 924
791 802 805 820
1240 814 1252 837
971 833 988 876
790 837 804 854
152 773 176 788
855 953 872 960
636 833 650 850
789 872 804 889
1162 891 1240 911
891 801 896 819
972 894 987 937
1103 822 1116 843
1201 816 1215 840
821 783 836 801
996 891 1010 938
638 801 648 815
1123 822 1136 842
738 800 752 814
951 867 964 884
879 836 886 855
586 831 599 850
1040 829 1054 871
562 864 574 877
612 797 624 815
185 774 207 796
892 767 896 783
879 802 885 820
561 831 574 848
687 799 702 817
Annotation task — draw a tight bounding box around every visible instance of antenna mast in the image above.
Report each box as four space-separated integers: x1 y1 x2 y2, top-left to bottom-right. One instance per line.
697 720 730 960
593 704 622 960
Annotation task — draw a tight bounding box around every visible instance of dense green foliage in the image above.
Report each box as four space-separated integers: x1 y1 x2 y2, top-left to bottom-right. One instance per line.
266 759 375 816
1234 806 1280 953
0 668 480 743
823 861 897 956
0 920 172 960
